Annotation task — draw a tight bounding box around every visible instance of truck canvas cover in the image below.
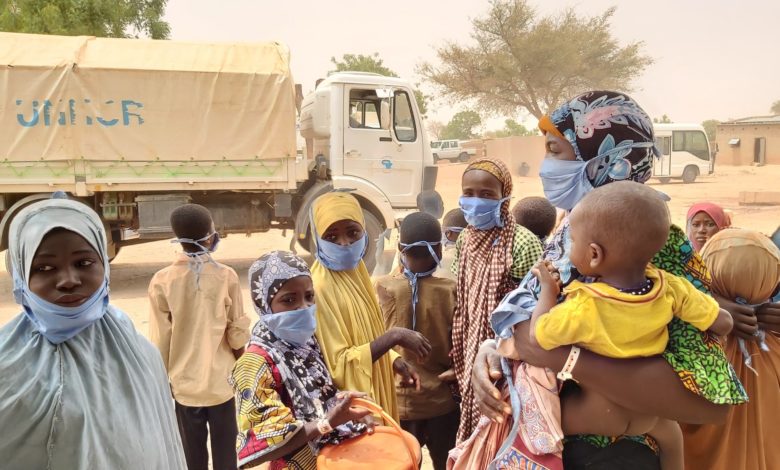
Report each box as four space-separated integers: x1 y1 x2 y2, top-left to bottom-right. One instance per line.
0 32 297 162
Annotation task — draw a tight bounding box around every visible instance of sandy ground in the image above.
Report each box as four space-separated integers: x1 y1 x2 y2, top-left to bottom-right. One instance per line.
1 163 779 468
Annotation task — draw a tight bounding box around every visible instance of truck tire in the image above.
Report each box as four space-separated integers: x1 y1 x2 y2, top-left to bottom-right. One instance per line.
306 208 382 274
433 153 440 163
658 177 671 184
682 166 698 184
458 152 470 162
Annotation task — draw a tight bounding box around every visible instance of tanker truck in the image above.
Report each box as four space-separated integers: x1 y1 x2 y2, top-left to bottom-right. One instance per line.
0 32 438 272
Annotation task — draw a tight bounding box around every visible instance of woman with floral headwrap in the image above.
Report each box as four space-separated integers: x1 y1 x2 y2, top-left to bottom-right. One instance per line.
450 157 544 441
229 251 370 469
473 91 745 469
681 229 780 470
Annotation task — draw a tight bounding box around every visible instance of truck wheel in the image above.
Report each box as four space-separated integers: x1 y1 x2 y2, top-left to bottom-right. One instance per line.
658 177 671 184
433 153 439 163
305 208 382 274
682 166 698 184
458 152 470 162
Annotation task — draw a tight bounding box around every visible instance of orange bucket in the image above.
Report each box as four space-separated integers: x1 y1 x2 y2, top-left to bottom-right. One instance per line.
317 398 421 470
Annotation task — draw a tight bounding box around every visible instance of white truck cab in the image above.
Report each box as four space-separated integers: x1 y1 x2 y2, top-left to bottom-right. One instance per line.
299 72 436 222
652 123 714 184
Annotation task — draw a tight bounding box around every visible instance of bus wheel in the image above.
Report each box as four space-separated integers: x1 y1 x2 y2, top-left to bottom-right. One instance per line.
658 177 671 184
682 166 699 184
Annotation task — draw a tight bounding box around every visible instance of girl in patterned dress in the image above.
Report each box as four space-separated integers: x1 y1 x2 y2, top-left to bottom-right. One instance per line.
229 251 370 469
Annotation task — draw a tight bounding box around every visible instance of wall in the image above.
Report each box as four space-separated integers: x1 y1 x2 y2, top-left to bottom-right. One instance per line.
715 123 780 166
483 136 546 176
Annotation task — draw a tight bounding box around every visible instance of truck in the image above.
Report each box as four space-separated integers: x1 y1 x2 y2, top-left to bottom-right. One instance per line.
430 139 476 163
0 32 437 272
652 123 714 184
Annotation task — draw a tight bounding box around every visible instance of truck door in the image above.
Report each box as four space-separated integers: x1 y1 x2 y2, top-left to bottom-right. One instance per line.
653 135 672 177
342 87 422 207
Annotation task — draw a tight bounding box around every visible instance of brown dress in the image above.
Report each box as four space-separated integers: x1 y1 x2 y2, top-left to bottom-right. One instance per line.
682 228 780 470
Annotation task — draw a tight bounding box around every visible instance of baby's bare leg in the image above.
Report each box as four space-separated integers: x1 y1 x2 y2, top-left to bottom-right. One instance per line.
647 418 683 470
561 387 657 437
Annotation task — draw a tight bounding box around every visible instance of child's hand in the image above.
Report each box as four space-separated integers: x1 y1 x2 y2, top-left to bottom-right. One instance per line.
393 357 421 391
327 391 371 428
390 327 432 362
531 261 561 297
438 368 457 383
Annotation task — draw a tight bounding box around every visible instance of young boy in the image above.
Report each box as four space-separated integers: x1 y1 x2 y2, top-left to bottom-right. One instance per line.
521 182 733 470
437 208 467 280
375 212 459 470
149 203 250 470
512 196 557 243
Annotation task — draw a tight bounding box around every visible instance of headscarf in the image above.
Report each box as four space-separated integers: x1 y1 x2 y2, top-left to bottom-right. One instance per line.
309 192 400 420
702 228 780 305
538 90 659 187
453 157 519 441
687 203 732 252
9 195 110 343
245 251 363 452
702 228 780 372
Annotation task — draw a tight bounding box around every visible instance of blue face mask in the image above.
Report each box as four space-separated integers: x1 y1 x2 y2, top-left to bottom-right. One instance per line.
315 233 368 271
261 304 317 346
16 279 109 344
538 158 594 211
399 241 441 330
459 196 509 230
442 226 463 248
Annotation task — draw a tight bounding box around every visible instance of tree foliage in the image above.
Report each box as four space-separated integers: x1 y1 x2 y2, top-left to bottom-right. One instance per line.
653 114 672 124
419 0 652 119
488 118 536 137
0 0 170 39
330 52 428 118
701 119 719 142
441 111 482 140
772 100 780 115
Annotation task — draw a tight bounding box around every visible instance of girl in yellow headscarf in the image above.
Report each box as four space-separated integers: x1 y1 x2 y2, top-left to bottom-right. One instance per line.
310 192 431 420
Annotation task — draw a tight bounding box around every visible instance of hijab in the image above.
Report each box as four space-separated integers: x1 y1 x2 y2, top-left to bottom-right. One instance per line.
687 203 732 252
9 195 110 343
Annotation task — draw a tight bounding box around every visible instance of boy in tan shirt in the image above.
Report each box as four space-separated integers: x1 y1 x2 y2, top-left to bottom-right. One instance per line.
149 203 250 470
375 212 459 470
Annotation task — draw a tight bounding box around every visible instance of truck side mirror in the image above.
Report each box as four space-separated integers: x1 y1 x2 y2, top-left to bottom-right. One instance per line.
380 100 391 130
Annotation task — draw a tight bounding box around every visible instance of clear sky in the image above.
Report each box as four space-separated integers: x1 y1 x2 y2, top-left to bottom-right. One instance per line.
164 0 780 129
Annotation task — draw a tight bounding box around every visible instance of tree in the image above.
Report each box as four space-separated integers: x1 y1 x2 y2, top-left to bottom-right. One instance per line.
653 114 672 124
772 100 780 115
702 119 719 142
427 120 445 140
331 53 429 118
419 0 652 119
0 0 170 39
441 111 482 140
491 118 536 137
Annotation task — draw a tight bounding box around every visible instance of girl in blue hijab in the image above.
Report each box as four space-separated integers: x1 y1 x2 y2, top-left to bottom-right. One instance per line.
0 195 186 469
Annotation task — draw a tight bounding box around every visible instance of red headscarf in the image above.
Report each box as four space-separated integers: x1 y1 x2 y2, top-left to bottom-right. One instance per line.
687 202 732 251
